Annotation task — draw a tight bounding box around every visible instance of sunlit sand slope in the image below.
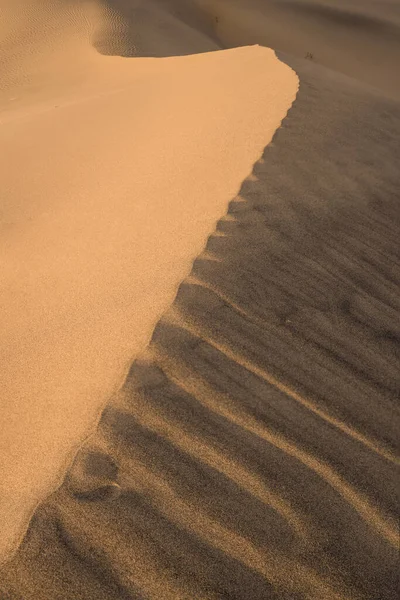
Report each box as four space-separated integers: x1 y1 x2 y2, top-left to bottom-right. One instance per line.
0 0 297 565
1 54 399 600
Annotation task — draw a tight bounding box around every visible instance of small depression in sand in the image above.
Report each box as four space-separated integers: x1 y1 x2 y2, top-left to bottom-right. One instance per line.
0 0 297 561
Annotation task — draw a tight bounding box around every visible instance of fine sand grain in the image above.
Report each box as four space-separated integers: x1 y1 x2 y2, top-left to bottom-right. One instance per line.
0 0 296 564
1 1 400 599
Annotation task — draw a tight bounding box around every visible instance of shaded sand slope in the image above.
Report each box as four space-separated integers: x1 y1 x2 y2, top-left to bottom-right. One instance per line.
0 0 296 566
1 56 399 599
89 0 220 57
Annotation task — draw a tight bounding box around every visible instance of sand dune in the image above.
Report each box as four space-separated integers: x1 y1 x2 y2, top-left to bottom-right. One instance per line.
1 0 400 599
4 0 397 97
2 57 399 598
0 0 296 566
76 0 400 98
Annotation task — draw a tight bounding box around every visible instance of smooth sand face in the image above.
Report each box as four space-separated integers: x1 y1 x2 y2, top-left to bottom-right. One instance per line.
0 1 297 562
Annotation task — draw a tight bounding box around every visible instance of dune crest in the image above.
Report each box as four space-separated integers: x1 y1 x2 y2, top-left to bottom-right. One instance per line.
0 0 297 563
2 1 399 598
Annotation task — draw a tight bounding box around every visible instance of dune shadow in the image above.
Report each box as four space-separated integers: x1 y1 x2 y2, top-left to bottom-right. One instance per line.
91 0 221 58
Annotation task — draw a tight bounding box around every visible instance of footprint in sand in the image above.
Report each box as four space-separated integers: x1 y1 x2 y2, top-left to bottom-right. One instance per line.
66 448 121 502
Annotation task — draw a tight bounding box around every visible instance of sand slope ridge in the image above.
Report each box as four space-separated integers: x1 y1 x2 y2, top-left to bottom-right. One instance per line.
1 1 400 599
0 0 297 566
1 56 399 598
1 0 399 100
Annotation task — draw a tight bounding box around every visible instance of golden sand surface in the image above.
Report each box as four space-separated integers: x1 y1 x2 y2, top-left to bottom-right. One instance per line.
1 2 399 599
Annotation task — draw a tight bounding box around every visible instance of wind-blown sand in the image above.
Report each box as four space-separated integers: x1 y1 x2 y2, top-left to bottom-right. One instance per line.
0 0 296 565
1 1 400 599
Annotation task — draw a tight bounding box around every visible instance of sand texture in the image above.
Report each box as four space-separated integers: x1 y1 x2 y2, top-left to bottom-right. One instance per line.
1 1 400 599
204 0 400 100
0 1 296 562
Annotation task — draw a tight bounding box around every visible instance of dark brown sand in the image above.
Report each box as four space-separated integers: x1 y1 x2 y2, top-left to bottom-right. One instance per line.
1 50 399 598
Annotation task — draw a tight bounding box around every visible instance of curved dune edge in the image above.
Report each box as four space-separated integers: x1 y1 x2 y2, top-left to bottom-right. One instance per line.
1 53 399 597
1 3 399 599
0 2 298 565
